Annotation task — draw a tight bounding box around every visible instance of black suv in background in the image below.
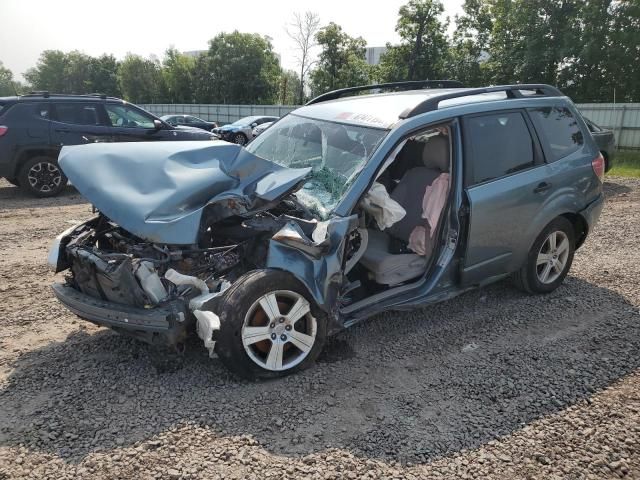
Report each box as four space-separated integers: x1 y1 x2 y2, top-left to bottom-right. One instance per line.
0 93 217 197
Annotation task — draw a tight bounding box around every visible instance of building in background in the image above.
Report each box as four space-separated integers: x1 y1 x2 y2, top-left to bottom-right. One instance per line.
182 50 207 58
365 46 387 65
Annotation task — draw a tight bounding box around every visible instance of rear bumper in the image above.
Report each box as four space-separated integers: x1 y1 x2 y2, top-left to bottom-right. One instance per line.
580 192 605 233
52 283 190 346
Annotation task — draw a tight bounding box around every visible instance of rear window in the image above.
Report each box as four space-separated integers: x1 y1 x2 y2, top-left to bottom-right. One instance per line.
464 111 535 185
528 107 584 162
53 103 103 126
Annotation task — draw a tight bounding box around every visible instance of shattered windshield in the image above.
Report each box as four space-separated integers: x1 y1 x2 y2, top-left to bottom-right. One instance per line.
245 114 388 219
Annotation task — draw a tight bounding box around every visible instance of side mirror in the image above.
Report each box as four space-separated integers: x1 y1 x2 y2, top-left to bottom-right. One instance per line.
251 122 258 128
153 119 163 130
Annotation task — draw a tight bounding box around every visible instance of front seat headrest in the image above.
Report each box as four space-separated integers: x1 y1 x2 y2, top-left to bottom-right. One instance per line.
422 135 449 172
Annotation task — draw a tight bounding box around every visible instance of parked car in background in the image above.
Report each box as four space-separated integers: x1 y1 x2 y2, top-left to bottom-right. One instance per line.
161 114 218 132
252 121 273 138
584 117 615 172
212 115 278 145
48 81 604 380
0 93 218 197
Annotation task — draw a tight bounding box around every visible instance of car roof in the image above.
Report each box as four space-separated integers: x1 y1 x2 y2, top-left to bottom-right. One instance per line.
296 84 567 129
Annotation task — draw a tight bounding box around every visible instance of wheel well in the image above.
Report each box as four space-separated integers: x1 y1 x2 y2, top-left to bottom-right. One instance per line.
561 212 588 249
16 149 59 175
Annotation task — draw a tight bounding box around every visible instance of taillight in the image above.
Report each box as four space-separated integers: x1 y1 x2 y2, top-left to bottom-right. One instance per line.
592 153 605 181
0 126 7 137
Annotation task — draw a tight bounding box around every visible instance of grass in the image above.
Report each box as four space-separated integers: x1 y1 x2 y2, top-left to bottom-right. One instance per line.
608 150 640 178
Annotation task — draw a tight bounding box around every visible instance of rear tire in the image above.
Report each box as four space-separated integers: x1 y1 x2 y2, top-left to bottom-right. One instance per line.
215 269 327 380
513 217 575 294
18 156 67 197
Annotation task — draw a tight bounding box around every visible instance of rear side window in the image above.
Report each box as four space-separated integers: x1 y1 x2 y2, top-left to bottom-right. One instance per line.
528 107 584 162
53 103 103 126
464 111 535 185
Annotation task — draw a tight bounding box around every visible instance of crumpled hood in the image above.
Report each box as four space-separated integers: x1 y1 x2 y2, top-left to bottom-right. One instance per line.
58 141 311 245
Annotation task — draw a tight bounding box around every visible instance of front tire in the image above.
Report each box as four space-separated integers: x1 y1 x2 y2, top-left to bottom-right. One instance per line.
216 269 327 380
232 133 247 146
513 217 575 294
18 156 68 197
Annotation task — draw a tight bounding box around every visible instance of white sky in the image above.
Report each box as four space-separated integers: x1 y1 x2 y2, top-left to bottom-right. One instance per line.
0 0 465 81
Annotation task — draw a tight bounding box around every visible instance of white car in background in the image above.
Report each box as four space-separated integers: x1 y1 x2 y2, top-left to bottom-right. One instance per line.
252 121 274 138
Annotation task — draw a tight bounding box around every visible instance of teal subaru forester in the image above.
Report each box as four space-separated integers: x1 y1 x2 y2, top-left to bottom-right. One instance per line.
50 81 605 379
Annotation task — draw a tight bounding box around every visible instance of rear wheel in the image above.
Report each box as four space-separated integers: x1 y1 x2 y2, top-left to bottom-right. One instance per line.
18 156 67 197
514 217 575 294
216 269 327 380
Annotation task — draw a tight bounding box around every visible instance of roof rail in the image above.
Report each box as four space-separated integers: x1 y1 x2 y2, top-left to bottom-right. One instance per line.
23 91 50 98
401 84 564 118
306 80 464 105
20 92 116 100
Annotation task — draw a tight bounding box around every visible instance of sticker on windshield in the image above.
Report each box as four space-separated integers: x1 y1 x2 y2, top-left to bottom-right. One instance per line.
336 112 388 128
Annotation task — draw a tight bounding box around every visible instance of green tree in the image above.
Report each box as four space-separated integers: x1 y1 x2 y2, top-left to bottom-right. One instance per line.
64 51 95 93
117 53 165 103
22 50 119 95
379 0 450 82
24 50 69 92
447 0 492 86
0 61 18 96
558 0 639 102
279 70 301 104
309 23 371 95
88 54 120 96
193 31 281 104
163 48 195 103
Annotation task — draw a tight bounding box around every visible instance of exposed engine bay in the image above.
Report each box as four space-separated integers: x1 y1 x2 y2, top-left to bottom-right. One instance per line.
57 196 315 312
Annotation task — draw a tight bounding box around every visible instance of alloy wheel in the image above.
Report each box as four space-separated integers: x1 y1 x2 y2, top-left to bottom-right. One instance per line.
241 290 317 371
536 230 570 284
27 161 62 193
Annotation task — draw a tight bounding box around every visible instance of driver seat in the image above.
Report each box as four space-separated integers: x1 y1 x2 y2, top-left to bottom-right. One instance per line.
359 135 449 285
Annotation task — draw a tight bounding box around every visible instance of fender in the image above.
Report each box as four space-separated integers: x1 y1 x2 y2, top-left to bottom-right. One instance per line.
265 214 359 330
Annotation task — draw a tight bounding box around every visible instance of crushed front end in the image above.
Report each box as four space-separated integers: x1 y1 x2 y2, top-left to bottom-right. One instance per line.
50 214 263 348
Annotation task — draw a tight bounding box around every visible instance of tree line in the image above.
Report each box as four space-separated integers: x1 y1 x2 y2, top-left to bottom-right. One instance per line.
1 0 638 104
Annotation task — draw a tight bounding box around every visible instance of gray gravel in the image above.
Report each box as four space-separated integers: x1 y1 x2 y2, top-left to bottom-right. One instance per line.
0 177 639 479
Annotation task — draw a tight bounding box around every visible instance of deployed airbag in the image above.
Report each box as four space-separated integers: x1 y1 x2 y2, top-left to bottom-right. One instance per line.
59 141 311 245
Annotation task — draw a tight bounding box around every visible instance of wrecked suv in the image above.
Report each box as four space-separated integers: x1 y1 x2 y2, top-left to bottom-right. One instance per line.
49 81 605 379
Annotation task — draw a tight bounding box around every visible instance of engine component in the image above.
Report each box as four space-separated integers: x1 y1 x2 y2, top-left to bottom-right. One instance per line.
134 261 168 304
165 269 209 295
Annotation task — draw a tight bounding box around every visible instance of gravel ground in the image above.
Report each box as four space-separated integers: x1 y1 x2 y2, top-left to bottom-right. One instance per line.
0 177 639 479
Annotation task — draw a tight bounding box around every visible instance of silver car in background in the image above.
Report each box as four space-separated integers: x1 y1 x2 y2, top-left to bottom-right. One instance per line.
212 116 278 145
252 121 273 138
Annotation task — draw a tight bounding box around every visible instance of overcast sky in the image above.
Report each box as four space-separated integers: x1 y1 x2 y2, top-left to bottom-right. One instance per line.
0 0 465 81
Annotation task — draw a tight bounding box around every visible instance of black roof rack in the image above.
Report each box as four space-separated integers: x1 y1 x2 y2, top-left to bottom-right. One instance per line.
24 91 50 98
306 80 464 105
20 92 113 100
401 84 564 118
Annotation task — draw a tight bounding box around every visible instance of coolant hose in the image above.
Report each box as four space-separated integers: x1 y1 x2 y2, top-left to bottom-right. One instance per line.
164 269 209 295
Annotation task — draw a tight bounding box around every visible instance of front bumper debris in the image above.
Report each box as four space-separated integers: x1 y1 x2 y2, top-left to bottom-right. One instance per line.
52 283 190 346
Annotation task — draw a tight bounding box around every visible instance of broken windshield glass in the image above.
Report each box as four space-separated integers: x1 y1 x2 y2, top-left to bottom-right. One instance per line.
246 114 388 219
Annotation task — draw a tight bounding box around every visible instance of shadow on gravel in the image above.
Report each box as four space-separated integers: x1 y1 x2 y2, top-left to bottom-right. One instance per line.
0 184 88 210
1 277 639 466
603 179 632 199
